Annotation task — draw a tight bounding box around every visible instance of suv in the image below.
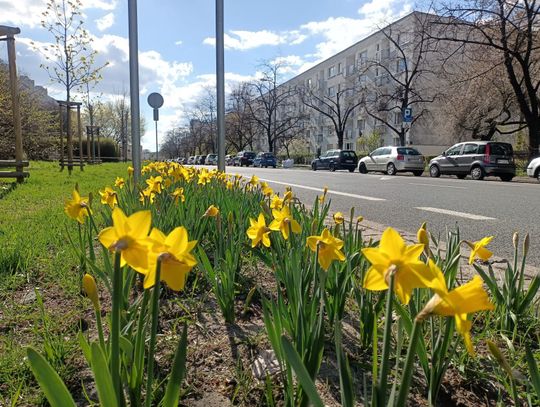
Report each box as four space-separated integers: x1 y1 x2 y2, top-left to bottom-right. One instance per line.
253 152 277 168
311 149 358 172
358 146 425 176
429 141 515 181
233 151 256 166
526 156 540 182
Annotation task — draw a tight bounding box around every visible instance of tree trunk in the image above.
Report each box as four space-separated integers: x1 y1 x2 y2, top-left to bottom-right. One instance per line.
528 120 540 159
336 130 344 149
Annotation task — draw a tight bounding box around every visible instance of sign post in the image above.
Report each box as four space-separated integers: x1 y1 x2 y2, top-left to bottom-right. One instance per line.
147 92 164 161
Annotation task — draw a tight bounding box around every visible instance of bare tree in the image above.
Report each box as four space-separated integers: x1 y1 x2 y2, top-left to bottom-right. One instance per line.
362 12 440 147
160 126 191 158
36 0 107 170
439 45 524 141
430 0 540 157
225 82 256 152
244 61 305 153
300 72 364 150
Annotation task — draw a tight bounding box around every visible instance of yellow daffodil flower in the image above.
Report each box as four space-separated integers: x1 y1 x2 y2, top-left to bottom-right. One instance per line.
249 175 259 186
318 186 329 204
115 177 125 189
203 205 219 217
226 180 234 190
333 212 345 224
172 187 185 204
146 176 163 194
307 228 346 270
270 194 284 210
466 236 493 264
361 227 431 304
198 170 211 185
283 190 293 202
269 206 301 240
99 187 118 209
246 213 271 248
64 189 92 224
98 208 152 273
262 185 274 197
421 260 494 355
128 166 134 177
356 216 364 223
144 227 198 291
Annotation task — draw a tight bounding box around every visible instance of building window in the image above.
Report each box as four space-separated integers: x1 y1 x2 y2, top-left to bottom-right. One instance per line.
328 65 336 78
345 142 354 150
337 62 342 74
358 74 367 85
394 112 402 125
396 58 406 72
328 86 335 97
376 43 380 51
306 78 312 87
317 134 323 144
375 67 380 77
348 64 355 75
357 119 365 133
358 50 367 66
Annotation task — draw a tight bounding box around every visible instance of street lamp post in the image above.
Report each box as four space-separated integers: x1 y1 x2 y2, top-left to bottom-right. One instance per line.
147 92 164 161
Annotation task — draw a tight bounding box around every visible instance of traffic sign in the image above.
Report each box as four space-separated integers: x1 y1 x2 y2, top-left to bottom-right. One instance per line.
403 107 412 122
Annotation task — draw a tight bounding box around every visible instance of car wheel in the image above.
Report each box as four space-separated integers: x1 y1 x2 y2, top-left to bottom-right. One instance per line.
470 166 484 180
413 170 423 177
429 165 440 178
312 163 317 171
358 163 368 174
330 163 336 172
500 174 513 182
273 165 276 168
456 174 466 179
386 163 396 176
535 169 540 183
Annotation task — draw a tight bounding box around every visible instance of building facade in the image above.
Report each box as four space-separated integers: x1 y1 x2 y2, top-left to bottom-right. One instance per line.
276 11 453 156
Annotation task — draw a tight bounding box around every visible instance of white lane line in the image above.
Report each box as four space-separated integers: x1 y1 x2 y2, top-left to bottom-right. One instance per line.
258 178 386 201
408 182 467 190
380 176 393 180
416 207 496 220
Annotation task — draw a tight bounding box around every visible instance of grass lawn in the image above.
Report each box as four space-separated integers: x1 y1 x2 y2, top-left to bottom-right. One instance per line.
0 161 129 404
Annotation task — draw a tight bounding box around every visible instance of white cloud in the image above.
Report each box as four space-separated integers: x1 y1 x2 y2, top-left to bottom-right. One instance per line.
0 0 118 28
300 0 413 60
95 13 115 31
203 29 307 51
175 40 183 46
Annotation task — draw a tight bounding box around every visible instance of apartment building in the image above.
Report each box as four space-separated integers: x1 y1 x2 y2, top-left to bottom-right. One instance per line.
277 11 452 156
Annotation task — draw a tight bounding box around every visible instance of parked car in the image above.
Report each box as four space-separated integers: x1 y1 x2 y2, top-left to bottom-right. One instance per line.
233 151 256 166
225 154 234 165
253 152 277 168
429 141 515 181
311 149 358 172
206 153 218 165
358 146 424 176
526 156 540 182
187 156 195 165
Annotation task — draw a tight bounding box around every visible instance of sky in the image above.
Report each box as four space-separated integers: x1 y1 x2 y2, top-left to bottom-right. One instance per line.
1 0 414 150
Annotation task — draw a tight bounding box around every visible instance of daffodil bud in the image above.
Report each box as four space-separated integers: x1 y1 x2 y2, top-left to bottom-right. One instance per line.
524 233 530 257
333 212 345 225
82 273 100 311
417 228 429 247
512 232 519 250
203 205 219 217
356 216 364 223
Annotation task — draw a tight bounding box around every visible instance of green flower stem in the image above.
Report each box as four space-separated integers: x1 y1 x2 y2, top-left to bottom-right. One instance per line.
377 270 395 406
94 306 106 353
145 260 162 407
111 252 123 404
396 318 423 406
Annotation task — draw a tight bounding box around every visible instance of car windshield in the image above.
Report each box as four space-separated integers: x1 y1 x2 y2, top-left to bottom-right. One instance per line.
397 148 421 156
245 152 256 158
263 153 275 158
341 151 356 158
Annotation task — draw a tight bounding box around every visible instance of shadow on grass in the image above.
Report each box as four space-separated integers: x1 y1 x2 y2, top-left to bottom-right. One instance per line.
0 181 19 200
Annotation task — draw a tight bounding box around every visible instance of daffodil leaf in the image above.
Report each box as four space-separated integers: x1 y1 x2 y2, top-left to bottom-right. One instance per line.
90 342 118 406
26 347 77 407
280 335 324 407
162 323 188 407
525 345 540 399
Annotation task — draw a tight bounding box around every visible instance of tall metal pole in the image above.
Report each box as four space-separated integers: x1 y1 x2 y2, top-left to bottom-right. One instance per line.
6 32 23 182
128 0 141 182
216 0 226 172
155 121 159 161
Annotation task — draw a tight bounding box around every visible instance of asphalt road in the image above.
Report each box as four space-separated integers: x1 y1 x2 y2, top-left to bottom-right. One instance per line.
217 166 540 267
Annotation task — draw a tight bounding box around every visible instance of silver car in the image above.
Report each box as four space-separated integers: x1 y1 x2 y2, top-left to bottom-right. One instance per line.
526 156 540 182
357 146 425 176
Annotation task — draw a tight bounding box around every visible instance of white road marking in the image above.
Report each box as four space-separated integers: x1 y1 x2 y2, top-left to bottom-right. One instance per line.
416 207 496 220
380 176 393 180
258 178 386 201
408 182 467 190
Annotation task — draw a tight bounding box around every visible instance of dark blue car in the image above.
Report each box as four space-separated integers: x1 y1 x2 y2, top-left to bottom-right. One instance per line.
253 152 277 168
